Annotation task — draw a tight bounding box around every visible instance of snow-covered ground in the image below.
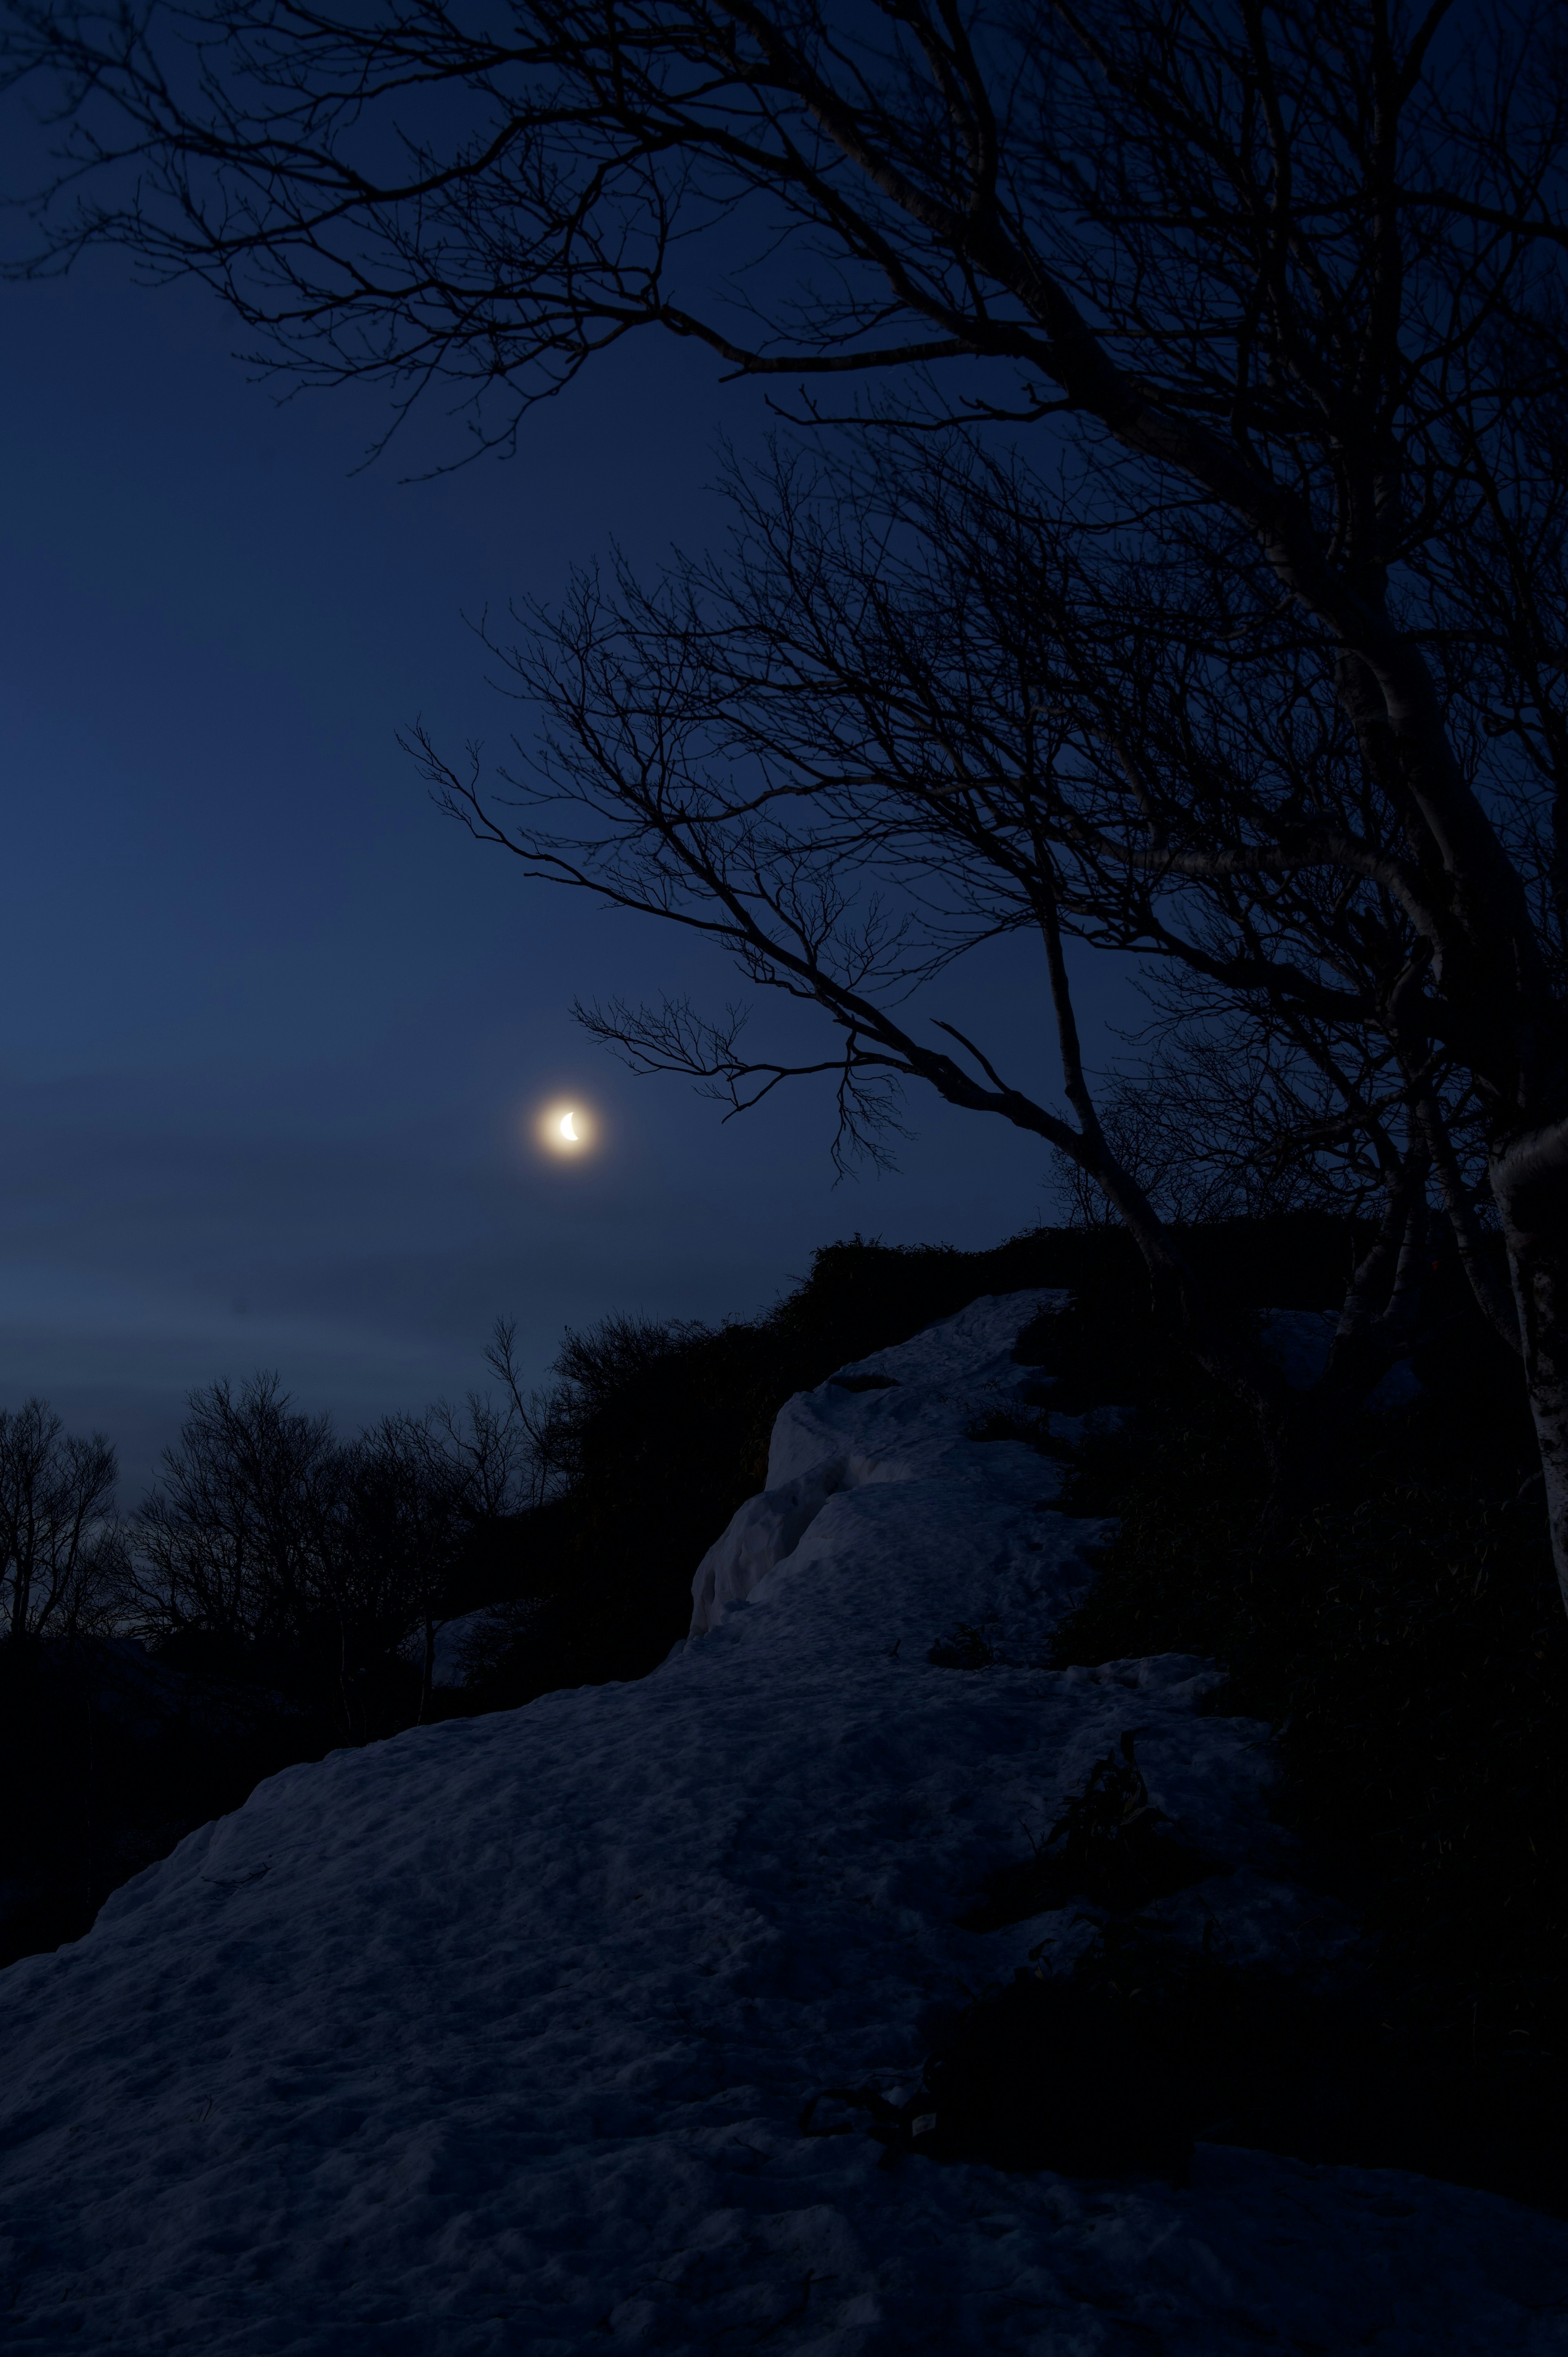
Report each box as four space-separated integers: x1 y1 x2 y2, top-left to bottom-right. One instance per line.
2 1291 1565 2353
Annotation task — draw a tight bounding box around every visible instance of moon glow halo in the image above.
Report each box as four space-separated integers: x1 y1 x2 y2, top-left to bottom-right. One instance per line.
535 1099 595 1157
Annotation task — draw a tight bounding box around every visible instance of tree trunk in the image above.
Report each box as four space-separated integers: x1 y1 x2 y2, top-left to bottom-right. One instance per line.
1108 1186 1297 1443
418 1613 435 1727
1494 1128 1568 1610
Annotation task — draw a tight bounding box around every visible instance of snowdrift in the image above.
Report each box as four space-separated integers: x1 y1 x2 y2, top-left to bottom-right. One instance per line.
2 1292 1564 2353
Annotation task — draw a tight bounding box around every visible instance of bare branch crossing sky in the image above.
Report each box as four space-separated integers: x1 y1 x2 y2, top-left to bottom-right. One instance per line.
0 261 1129 1497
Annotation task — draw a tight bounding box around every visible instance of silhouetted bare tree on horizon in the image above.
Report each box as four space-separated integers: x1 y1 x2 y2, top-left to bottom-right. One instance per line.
126 1371 536 1737
0 1400 119 1645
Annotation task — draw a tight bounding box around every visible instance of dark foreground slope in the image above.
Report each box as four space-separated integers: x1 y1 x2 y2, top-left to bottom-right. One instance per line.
9 1206 1564 2236
3 1283 1563 2356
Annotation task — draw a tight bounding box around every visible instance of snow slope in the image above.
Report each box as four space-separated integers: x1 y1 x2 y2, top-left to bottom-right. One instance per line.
2 1291 1565 2353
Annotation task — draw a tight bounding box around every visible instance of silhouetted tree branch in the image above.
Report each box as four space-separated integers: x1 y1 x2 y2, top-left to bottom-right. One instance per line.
0 1400 118 1646
11 1 1568 1582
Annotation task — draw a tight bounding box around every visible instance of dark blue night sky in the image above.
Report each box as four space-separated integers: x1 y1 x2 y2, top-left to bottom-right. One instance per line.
0 254 1134 1498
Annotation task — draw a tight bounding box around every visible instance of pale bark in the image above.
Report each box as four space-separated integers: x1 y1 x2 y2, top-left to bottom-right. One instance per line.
1494 1125 1568 1606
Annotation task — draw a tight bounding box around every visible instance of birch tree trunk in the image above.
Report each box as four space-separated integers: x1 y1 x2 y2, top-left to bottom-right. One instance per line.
1494 1131 1568 1606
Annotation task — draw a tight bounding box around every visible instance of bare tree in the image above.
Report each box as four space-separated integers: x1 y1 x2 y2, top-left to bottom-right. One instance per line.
127 1367 540 1731
0 1400 119 1646
1042 1035 1318 1233
8 4 1568 1574
331 1413 477 1727
410 431 1507 1472
129 1375 339 1654
477 1315 579 1510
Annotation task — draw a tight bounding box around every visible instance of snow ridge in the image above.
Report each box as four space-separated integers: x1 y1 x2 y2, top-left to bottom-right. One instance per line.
1 1291 1564 2353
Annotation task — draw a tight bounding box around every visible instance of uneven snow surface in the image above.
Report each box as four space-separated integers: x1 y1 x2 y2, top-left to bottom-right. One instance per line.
3 1291 1566 2352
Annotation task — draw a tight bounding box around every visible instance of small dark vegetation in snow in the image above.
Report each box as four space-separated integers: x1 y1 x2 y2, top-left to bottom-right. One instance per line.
963 1400 1069 1454
907 1914 1549 2194
807 1947 1198 2183
960 1732 1220 1928
1041 1239 1568 2216
919 1953 1201 2185
927 1622 998 1670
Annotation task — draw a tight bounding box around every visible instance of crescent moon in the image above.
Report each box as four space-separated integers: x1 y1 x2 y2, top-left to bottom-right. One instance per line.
559 1110 579 1142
